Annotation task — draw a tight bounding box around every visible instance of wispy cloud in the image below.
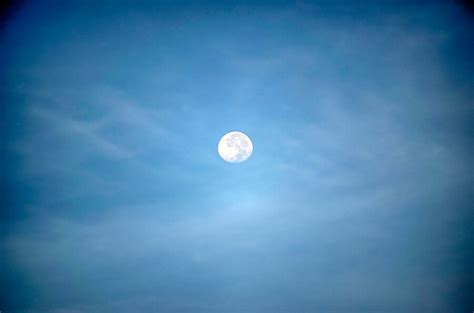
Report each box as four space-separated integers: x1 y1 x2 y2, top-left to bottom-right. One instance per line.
29 106 132 159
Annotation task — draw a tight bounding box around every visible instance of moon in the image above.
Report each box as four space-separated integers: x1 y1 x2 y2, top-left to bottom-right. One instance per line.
218 131 253 163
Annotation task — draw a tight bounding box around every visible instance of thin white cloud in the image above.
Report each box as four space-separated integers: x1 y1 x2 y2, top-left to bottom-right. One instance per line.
28 106 132 159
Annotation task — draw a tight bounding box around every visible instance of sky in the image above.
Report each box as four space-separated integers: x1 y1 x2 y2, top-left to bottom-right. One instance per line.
1 1 473 312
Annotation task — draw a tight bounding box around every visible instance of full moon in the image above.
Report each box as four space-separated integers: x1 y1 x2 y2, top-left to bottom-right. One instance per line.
218 131 253 163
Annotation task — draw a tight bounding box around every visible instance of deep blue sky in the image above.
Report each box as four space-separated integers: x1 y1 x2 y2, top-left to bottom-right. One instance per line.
1 1 473 312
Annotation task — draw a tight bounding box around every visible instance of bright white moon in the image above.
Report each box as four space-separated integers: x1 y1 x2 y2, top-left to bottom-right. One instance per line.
218 131 253 163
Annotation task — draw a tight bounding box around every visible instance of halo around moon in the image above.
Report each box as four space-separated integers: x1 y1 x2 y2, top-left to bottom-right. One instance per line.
218 131 253 163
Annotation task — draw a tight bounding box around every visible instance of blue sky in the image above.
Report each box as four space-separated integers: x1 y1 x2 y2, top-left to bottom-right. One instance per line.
1 1 473 312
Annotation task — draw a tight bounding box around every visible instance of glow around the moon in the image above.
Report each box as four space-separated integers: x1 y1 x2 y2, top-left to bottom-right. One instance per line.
218 131 253 163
